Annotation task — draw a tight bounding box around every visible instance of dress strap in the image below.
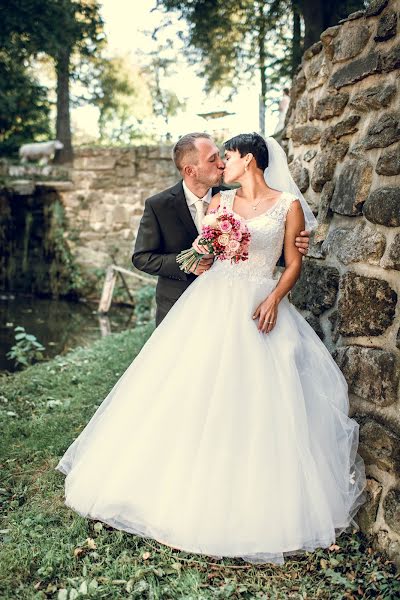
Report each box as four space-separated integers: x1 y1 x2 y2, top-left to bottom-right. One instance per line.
219 188 236 213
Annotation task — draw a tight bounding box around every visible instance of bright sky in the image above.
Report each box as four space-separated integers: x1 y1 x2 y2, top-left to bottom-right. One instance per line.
73 0 281 140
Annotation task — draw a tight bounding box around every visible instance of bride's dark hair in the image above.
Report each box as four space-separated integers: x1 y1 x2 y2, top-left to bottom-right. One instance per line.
224 132 269 171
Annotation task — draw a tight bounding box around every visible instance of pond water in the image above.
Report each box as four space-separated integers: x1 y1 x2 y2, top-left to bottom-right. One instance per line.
0 294 135 372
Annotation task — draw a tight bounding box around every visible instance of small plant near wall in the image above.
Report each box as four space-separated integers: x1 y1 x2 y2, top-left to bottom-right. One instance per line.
6 326 46 368
133 285 155 325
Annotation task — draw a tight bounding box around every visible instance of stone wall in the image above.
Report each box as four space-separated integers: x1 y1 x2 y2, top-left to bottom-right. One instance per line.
285 0 400 563
59 146 178 296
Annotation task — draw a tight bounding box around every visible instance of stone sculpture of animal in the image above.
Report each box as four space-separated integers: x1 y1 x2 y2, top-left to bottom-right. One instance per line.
19 140 64 164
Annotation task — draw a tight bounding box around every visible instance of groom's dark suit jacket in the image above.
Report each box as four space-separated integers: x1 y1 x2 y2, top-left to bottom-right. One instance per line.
132 181 221 325
132 180 285 326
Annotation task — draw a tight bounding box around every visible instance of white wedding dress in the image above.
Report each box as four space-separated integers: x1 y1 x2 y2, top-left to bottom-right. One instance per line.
57 189 366 565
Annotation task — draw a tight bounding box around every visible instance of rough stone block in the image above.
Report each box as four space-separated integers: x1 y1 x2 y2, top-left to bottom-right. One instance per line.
376 145 400 175
383 488 400 535
291 125 322 146
359 419 400 473
322 222 386 265
317 181 335 224
329 51 381 89
310 92 349 120
311 150 337 192
334 346 399 406
303 149 317 162
375 11 397 42
381 42 400 72
357 478 383 532
363 187 400 227
320 115 360 147
291 261 339 315
74 155 117 171
295 97 310 124
332 24 372 63
382 233 400 270
305 314 324 340
337 272 397 336
291 70 306 101
330 159 373 216
365 0 389 18
349 83 397 111
289 159 310 192
304 52 329 90
363 113 400 149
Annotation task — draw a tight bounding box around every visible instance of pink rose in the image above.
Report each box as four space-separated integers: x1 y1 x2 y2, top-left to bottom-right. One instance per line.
231 230 242 241
218 233 230 246
228 239 240 252
219 219 232 233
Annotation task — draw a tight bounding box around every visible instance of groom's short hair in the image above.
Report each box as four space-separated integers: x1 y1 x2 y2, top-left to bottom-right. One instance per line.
172 132 212 172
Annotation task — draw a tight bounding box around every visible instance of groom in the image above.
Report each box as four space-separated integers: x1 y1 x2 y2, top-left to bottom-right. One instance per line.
132 132 310 326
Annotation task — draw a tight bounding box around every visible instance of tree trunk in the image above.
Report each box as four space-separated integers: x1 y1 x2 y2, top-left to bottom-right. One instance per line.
257 1 266 136
298 0 365 50
54 47 73 164
297 0 324 50
291 0 302 76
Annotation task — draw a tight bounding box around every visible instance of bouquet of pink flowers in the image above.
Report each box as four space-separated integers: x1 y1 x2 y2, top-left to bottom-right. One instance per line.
176 208 251 274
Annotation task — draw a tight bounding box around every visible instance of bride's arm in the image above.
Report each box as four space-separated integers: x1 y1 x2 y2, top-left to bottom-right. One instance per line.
253 199 304 333
270 199 305 302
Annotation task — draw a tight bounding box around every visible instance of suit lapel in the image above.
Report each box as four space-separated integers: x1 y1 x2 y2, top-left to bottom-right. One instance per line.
171 181 198 239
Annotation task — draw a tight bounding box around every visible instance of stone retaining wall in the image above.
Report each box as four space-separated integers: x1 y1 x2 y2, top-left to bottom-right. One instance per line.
59 146 178 295
285 0 400 563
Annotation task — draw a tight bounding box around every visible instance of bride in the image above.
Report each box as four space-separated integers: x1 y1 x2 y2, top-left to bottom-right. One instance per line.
56 133 366 565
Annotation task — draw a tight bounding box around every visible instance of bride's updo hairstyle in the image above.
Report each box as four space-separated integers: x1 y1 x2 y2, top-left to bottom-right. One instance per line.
224 132 269 171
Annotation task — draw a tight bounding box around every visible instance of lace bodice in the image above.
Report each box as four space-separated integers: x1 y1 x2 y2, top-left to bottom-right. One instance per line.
210 189 297 283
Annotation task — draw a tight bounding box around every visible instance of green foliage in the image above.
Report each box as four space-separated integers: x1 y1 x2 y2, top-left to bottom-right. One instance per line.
155 0 366 122
90 55 154 145
0 0 105 161
45 199 85 297
156 0 294 101
6 326 45 368
0 327 399 598
0 48 51 156
133 285 156 325
145 49 186 124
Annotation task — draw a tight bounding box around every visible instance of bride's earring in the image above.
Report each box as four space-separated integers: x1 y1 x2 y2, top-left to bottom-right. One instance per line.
244 164 248 173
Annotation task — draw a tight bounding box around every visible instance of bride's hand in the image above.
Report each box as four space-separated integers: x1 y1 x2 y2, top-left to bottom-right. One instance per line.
192 235 213 257
253 294 278 334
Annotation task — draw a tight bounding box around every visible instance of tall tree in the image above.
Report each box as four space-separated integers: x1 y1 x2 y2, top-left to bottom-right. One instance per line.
0 0 105 163
90 55 153 145
145 48 186 126
0 52 51 156
156 0 365 133
43 0 105 163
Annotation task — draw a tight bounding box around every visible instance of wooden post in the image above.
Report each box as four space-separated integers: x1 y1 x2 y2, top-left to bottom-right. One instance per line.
98 266 117 314
97 264 155 314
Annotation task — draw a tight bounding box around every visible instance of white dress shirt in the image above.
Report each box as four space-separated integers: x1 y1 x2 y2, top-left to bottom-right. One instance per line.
182 180 212 233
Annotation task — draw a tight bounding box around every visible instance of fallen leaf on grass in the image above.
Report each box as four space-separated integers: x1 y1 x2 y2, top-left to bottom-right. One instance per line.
329 544 340 551
142 551 151 560
320 558 328 570
207 572 221 580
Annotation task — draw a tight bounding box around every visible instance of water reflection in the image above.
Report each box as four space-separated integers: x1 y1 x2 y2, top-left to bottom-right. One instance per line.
0 294 135 372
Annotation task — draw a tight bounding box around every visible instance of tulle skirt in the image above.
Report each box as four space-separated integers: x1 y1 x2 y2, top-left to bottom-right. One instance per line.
56 265 366 565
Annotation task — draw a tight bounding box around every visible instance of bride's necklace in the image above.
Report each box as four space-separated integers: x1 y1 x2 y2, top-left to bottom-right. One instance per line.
251 198 264 211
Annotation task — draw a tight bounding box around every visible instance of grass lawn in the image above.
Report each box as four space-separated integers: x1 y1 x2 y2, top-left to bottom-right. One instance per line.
0 325 399 599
